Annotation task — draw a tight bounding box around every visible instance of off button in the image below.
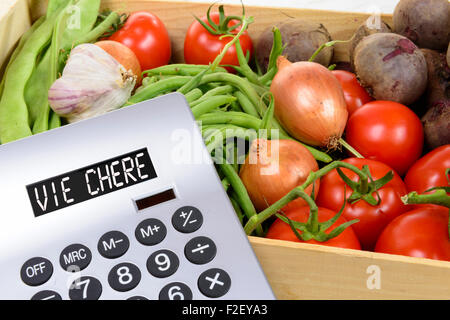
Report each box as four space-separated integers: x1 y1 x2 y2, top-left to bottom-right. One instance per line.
21 257 53 287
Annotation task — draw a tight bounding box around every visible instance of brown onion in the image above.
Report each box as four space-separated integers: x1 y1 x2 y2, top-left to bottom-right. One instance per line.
270 56 348 148
239 139 320 211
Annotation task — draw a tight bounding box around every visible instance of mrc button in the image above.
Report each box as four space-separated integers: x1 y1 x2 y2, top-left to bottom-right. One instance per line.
60 244 92 272
20 257 53 286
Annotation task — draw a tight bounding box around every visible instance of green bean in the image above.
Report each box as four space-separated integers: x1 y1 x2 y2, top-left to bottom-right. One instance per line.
204 125 258 157
230 99 242 112
49 111 61 129
63 11 119 51
201 120 332 163
190 85 234 107
46 0 70 18
222 178 231 191
177 67 210 95
0 16 45 98
143 64 227 76
127 76 192 105
198 112 262 131
219 162 263 236
234 39 262 86
0 6 66 143
229 194 245 225
184 88 202 103
198 73 265 116
234 91 260 118
141 76 158 87
191 95 236 118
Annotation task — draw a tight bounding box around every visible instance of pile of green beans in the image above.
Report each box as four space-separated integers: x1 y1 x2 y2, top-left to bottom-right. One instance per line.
126 24 333 235
0 0 120 144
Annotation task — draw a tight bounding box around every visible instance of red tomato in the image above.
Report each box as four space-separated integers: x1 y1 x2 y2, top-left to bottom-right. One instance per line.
110 12 171 71
404 145 450 194
345 101 424 176
375 206 450 261
316 158 409 251
332 70 372 116
266 206 361 250
184 12 253 71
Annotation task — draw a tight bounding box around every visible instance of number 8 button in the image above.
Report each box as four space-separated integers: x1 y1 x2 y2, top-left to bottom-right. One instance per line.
108 263 141 292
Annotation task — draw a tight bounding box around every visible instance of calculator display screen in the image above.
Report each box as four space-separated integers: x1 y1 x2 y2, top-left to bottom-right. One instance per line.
26 148 157 217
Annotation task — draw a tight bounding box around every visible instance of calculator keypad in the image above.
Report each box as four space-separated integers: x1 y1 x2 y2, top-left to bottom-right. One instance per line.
22 206 232 299
147 249 179 278
21 257 53 287
59 244 92 272
108 263 141 292
98 231 130 259
69 276 102 300
135 218 167 246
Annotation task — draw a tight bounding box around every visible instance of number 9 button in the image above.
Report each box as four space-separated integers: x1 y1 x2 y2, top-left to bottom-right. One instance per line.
147 249 179 278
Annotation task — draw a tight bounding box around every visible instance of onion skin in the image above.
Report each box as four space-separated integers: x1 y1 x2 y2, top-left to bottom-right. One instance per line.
239 139 320 212
270 56 348 147
95 40 142 85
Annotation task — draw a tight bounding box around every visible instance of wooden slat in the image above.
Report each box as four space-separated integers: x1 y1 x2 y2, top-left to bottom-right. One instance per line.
249 236 450 299
25 0 393 63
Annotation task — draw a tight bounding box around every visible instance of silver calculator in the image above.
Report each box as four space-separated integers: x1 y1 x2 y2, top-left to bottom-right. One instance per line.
0 93 274 300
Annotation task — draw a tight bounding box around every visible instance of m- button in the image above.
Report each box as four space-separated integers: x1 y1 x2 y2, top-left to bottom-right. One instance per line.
98 231 130 259
21 257 53 286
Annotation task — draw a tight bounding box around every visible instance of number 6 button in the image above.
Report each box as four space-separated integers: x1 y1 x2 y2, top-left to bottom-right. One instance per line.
147 249 179 278
108 263 141 292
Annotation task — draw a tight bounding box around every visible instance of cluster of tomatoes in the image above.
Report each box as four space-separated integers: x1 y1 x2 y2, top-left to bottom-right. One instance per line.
267 70 450 261
107 11 253 74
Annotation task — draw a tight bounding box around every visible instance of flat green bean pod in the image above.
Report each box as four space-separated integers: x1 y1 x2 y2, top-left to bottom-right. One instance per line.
0 7 65 143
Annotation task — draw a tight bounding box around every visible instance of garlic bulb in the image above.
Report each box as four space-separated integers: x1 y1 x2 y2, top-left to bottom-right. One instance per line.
48 43 136 123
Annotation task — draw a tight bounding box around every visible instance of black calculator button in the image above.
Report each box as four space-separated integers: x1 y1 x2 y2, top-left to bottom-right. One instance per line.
135 218 167 246
159 282 193 300
172 206 203 233
147 249 179 278
69 276 102 300
20 257 53 287
98 231 130 259
184 236 217 265
59 244 92 272
127 296 148 300
108 263 141 292
31 290 62 300
198 268 231 298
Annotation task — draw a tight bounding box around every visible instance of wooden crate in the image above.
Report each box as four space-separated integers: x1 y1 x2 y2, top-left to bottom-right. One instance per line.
1 0 450 300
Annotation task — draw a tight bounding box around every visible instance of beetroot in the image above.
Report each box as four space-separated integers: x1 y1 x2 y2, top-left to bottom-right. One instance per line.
353 33 428 105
